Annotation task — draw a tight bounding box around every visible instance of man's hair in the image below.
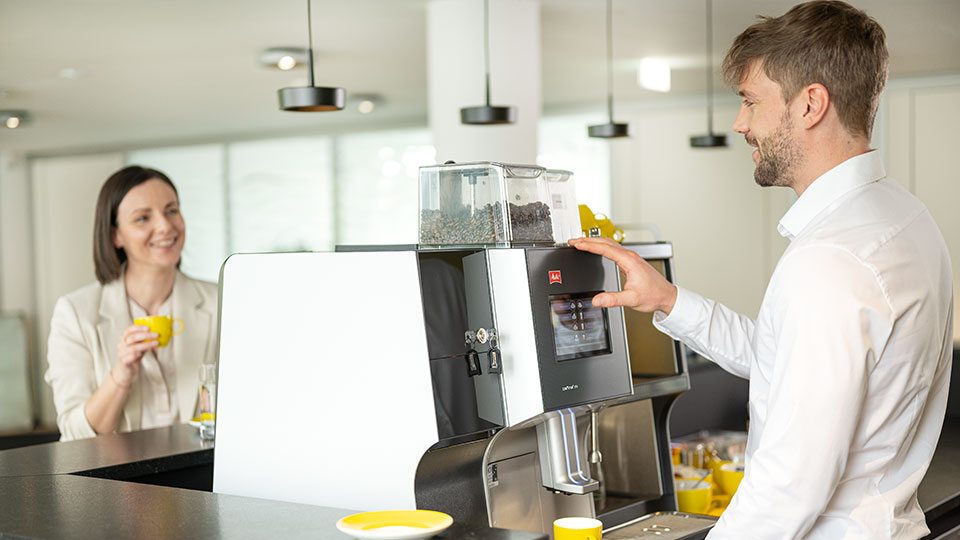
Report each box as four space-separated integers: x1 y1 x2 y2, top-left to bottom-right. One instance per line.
721 0 888 139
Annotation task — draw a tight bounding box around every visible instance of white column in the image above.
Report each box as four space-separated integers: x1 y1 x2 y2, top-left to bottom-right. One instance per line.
427 0 541 164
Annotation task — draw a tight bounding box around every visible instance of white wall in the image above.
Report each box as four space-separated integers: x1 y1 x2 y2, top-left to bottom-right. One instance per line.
30 153 124 425
885 79 960 343
608 100 793 317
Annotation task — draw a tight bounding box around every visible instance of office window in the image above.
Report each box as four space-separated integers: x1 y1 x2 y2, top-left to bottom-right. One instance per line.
336 128 435 246
126 145 227 282
227 137 335 253
538 114 611 214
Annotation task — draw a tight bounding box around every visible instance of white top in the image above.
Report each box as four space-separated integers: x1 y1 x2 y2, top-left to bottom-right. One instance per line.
655 151 954 539
128 297 180 429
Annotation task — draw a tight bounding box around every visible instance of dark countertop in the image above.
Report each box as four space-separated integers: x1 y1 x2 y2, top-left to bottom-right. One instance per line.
0 474 536 540
0 423 211 479
0 424 545 540
2 421 957 539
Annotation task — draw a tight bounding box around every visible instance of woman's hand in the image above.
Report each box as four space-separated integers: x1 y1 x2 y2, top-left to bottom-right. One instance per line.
112 324 158 387
568 237 678 315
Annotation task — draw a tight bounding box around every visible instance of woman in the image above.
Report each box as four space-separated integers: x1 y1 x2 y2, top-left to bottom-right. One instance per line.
45 165 218 441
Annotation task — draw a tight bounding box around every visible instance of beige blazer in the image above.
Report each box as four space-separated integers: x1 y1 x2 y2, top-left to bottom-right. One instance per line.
45 271 218 441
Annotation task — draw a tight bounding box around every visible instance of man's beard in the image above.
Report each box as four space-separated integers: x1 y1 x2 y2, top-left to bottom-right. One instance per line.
751 110 802 188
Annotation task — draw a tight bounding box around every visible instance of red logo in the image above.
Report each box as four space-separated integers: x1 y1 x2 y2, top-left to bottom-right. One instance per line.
548 270 562 284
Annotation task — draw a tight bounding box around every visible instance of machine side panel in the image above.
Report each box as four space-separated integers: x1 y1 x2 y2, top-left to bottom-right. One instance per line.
487 249 544 425
463 252 507 426
214 251 438 511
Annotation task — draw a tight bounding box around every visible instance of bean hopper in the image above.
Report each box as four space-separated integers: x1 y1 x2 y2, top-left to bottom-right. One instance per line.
213 162 714 539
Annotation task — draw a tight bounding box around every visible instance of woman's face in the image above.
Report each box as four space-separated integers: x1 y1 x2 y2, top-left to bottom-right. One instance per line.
112 178 185 273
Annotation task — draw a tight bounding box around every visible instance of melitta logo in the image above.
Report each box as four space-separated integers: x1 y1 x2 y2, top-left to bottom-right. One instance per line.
561 384 579 392
548 270 562 284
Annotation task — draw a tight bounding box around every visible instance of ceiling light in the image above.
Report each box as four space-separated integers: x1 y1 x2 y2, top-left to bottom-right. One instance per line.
277 1 345 112
278 56 297 70
59 68 83 80
461 0 516 125
260 47 308 70
1 111 29 129
351 93 382 114
588 0 631 138
690 0 728 148
638 58 671 92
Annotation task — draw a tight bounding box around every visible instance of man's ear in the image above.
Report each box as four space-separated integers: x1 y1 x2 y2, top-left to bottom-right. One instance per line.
800 83 830 129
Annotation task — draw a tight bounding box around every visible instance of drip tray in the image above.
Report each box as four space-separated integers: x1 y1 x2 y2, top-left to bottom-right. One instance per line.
605 512 716 540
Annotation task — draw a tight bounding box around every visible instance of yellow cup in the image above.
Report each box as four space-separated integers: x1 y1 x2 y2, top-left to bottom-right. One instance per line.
676 479 713 514
554 517 602 540
716 462 745 496
134 315 184 348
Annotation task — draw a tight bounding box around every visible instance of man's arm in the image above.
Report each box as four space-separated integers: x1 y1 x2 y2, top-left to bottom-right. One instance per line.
708 246 893 539
569 237 754 379
654 287 755 379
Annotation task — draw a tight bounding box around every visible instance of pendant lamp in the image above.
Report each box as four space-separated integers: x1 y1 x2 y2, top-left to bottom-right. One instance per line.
689 0 728 147
461 0 516 125
278 0 345 112
588 0 631 138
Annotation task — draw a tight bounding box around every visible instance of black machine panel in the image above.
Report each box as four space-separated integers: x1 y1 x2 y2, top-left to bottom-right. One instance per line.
525 248 633 411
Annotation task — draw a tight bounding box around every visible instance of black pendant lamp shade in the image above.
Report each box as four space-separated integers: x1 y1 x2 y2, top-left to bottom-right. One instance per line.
461 104 515 124
588 122 630 138
278 0 345 112
588 0 631 138
689 0 728 147
460 0 516 125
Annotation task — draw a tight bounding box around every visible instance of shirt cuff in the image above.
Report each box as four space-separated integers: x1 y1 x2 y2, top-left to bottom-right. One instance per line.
652 285 702 339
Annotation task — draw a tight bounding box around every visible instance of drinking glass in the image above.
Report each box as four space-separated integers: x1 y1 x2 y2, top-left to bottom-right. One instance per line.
198 364 217 440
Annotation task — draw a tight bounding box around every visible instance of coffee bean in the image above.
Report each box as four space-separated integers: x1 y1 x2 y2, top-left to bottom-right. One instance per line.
420 201 554 245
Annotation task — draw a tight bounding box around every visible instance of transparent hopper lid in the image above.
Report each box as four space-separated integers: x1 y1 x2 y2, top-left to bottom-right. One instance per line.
419 161 576 248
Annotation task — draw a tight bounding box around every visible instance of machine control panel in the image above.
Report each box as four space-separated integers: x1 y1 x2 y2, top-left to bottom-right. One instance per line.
548 292 611 361
526 248 632 411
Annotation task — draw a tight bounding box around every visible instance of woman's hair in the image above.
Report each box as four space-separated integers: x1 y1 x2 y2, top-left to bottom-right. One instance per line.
93 165 179 284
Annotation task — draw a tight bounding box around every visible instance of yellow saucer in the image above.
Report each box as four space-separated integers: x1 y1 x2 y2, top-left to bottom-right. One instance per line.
335 510 453 540
188 415 215 428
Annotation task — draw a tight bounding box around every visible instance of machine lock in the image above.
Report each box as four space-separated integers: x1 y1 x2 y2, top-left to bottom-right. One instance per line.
464 331 482 377
487 329 502 374
465 328 500 376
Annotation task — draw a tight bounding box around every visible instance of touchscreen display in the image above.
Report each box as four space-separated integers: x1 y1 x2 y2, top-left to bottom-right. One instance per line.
549 292 612 361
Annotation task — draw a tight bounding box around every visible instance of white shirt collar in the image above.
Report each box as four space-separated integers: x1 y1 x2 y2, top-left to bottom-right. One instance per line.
777 150 886 240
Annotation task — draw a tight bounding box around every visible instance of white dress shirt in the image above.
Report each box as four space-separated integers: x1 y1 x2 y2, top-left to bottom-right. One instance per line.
654 151 954 539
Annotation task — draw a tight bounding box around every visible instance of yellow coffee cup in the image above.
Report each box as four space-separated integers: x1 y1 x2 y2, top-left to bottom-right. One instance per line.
134 315 183 348
676 479 713 514
554 517 602 540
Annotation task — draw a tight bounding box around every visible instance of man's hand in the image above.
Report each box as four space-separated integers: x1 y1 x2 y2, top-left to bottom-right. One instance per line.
568 237 678 315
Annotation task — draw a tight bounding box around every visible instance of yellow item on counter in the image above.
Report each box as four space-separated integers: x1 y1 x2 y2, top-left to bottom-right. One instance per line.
579 204 624 242
675 479 712 514
716 462 744 496
707 459 732 494
335 510 453 539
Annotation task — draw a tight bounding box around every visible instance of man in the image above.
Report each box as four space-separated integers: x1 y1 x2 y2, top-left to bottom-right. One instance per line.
570 1 954 538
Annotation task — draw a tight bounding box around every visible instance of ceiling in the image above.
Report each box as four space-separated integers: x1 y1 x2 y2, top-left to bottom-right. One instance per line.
1 0 957 155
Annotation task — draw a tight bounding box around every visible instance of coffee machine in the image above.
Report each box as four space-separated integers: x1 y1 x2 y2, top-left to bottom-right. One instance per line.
212 163 715 538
